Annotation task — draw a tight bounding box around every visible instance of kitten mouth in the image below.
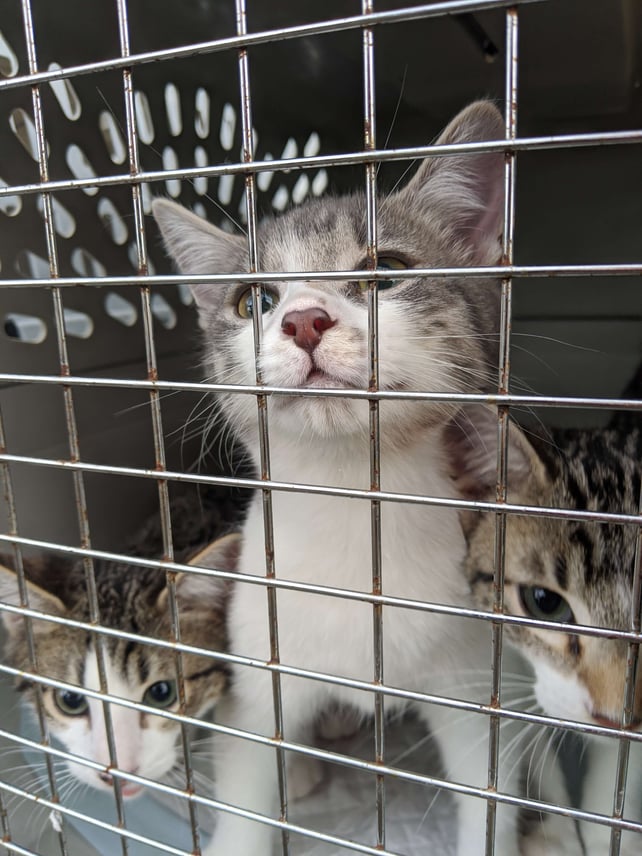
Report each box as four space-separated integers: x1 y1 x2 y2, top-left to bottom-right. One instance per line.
304 368 349 388
120 783 144 798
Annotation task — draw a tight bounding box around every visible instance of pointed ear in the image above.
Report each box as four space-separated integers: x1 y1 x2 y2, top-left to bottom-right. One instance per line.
156 533 241 614
152 198 247 310
443 406 549 534
0 560 67 638
396 100 505 264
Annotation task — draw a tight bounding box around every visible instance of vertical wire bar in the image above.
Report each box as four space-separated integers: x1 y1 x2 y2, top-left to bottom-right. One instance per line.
19 3 129 852
234 1 288 851
113 2 200 851
486 8 518 855
361 0 385 848
608 481 642 856
0 405 41 852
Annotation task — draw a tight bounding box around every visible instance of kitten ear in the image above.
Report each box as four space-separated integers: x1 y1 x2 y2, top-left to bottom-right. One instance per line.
157 533 241 613
0 559 67 638
444 406 549 535
396 100 505 264
152 198 247 310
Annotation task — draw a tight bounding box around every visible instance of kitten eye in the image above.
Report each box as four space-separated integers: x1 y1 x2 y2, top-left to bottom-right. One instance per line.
518 586 574 623
54 689 89 716
237 286 279 319
357 256 408 292
143 680 177 709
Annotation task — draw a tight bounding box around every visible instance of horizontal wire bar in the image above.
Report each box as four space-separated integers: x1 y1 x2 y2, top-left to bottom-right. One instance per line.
0 373 641 413
1 263 641 291
0 452 639 525
2 720 641 840
2 534 642 643
0 0 546 94
1 598 641 738
0 129 641 201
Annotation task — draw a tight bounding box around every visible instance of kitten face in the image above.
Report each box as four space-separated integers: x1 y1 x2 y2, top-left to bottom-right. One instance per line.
153 101 505 447
448 410 642 730
0 535 238 796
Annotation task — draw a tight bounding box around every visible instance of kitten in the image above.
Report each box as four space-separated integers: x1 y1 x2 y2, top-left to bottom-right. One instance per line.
153 100 524 856
0 533 239 798
447 406 642 854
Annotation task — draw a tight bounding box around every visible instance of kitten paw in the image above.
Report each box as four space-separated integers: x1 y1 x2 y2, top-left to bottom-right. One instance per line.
316 705 362 741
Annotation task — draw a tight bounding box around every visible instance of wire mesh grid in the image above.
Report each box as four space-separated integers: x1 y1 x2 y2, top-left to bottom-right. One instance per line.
0 0 641 854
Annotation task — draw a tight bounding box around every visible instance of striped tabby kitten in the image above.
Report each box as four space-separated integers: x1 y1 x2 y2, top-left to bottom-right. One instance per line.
448 407 642 854
0 533 239 797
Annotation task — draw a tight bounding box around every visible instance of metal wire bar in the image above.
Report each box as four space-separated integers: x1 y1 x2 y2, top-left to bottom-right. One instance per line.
1 129 641 201
18 0 131 847
233 0 289 849
360 0 386 847
2 713 641 840
113 1 200 850
1 452 640 526
0 0 547 94
1 374 641 415
485 9 518 853
609 486 642 854
3 262 642 290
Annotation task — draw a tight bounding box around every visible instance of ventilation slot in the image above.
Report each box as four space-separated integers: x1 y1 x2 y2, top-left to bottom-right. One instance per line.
217 173 234 205
312 170 329 196
162 146 181 197
291 174 310 205
303 132 321 157
63 308 93 339
194 146 208 196
0 29 18 78
105 293 137 327
164 83 182 137
37 195 76 238
16 250 49 279
151 294 177 329
0 178 22 217
194 88 210 139
97 198 128 245
99 110 126 164
66 144 98 195
257 155 274 192
4 313 47 344
176 284 194 306
219 103 236 151
9 108 47 161
271 186 289 211
71 248 106 278
134 91 155 145
48 63 81 120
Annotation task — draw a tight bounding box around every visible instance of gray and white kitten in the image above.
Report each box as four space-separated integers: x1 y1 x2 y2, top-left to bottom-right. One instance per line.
0 533 239 798
154 101 523 856
448 407 642 855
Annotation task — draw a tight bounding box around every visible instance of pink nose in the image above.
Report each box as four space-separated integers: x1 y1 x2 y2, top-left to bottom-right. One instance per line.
281 308 336 353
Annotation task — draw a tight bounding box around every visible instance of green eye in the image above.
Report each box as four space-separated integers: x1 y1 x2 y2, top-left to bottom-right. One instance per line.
519 586 574 623
237 287 279 319
357 256 408 292
54 689 89 716
143 680 177 709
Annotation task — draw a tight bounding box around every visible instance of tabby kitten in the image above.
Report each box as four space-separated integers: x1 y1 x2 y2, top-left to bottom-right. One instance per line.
448 406 642 854
153 100 526 856
0 533 239 797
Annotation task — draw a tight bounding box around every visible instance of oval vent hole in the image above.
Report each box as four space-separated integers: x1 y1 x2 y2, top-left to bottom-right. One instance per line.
63 308 93 339
4 313 46 344
164 83 182 137
162 146 181 198
176 284 194 306
71 248 106 278
48 63 81 120
127 243 156 275
134 91 155 145
0 29 19 78
257 154 273 192
66 144 98 195
193 146 208 196
312 170 328 197
97 198 128 245
303 132 321 158
105 292 137 327
99 110 126 164
9 108 47 162
219 103 236 151
151 293 177 329
37 194 76 238
217 173 234 205
194 88 210 140
0 178 22 217
16 249 49 278
271 185 289 212
291 174 310 205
